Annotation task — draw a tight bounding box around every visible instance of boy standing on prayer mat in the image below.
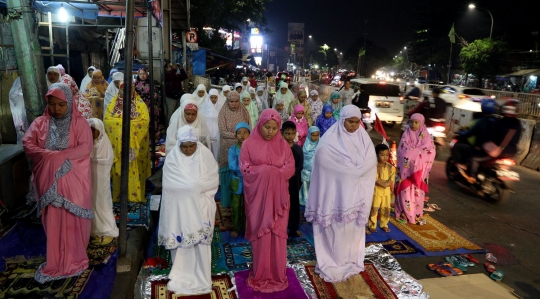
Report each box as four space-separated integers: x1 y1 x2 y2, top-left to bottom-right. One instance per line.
228 122 251 238
368 144 395 234
282 121 304 238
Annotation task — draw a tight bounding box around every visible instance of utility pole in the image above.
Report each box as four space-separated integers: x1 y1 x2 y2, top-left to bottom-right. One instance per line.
7 0 47 123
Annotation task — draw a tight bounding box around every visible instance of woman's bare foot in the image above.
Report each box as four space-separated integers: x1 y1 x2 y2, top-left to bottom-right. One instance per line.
230 231 239 238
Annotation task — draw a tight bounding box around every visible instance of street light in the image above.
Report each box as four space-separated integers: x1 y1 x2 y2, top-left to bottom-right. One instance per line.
334 48 337 51
309 35 312 39
58 4 69 22
468 4 494 38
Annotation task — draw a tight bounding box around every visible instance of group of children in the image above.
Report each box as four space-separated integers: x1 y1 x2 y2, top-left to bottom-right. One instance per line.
226 114 397 238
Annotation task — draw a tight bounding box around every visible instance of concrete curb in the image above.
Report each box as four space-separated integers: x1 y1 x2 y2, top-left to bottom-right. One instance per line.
521 119 540 171
516 119 536 164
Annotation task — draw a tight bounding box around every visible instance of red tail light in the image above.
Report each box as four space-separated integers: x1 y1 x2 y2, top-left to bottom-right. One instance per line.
435 125 445 132
458 94 470 100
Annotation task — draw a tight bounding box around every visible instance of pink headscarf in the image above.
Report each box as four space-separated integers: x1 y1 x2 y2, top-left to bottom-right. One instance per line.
395 113 435 194
240 109 295 241
290 104 308 146
305 105 377 227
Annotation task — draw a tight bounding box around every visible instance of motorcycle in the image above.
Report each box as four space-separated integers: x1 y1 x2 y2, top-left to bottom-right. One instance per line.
360 107 373 131
445 135 519 204
426 118 447 158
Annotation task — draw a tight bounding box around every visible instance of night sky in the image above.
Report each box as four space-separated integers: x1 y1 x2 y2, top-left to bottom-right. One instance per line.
263 0 540 58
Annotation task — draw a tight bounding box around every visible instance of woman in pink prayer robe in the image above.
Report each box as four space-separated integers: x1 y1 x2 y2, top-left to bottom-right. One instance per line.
305 105 376 283
23 83 93 283
240 109 295 292
394 113 435 225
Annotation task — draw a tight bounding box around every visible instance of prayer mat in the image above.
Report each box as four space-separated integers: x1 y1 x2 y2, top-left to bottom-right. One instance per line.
0 221 16 240
306 264 392 299
113 199 150 229
234 268 308 299
87 237 118 266
215 202 233 232
0 256 93 299
366 239 418 255
211 225 227 274
287 237 317 262
222 242 252 270
360 264 398 299
389 214 482 252
150 275 237 299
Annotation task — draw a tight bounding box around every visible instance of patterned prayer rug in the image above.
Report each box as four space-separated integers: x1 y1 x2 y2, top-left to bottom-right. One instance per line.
87 237 118 266
389 215 482 252
360 264 398 299
222 242 252 270
305 264 397 299
366 239 418 255
150 275 237 299
215 202 233 232
0 256 93 299
234 268 308 299
287 237 317 262
113 200 150 229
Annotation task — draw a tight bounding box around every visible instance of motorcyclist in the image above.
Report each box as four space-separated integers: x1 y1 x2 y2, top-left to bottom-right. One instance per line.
496 99 522 159
406 88 447 127
454 99 501 183
352 85 372 130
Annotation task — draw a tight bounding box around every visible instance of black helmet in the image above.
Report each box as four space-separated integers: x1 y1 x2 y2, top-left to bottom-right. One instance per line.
431 87 441 94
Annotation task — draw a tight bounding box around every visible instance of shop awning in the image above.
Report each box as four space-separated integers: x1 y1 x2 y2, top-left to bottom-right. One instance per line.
508 69 540 76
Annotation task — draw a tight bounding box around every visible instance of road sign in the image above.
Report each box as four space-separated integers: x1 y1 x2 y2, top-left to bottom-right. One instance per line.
187 43 199 51
186 30 198 43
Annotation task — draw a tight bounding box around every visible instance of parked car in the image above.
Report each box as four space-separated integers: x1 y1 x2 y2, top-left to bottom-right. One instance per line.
415 76 428 84
437 85 489 111
350 78 404 126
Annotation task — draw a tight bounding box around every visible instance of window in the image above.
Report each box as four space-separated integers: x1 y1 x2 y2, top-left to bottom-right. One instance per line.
463 89 485 96
361 84 401 97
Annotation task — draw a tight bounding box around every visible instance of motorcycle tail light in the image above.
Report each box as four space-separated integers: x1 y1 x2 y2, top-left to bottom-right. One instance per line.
435 125 445 132
449 139 458 147
399 96 404 103
496 158 516 166
364 113 370 118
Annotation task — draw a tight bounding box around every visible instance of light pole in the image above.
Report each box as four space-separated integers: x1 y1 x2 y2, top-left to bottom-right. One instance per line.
468 4 494 39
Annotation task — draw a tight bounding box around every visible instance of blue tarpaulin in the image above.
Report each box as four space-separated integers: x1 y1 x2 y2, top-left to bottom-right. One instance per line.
33 1 100 20
190 48 207 76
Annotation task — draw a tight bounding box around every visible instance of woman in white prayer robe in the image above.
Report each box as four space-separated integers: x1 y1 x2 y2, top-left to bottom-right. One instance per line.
158 125 218 295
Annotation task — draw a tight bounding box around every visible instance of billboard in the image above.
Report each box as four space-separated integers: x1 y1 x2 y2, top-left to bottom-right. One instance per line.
288 23 304 43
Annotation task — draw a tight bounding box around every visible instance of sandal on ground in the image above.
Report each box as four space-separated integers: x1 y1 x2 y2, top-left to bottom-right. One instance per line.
369 228 377 233
461 253 480 264
423 206 435 212
428 204 442 210
490 270 504 281
455 255 475 267
428 263 460 276
396 218 407 224
417 219 427 225
485 262 496 273
230 231 239 238
382 227 391 233
486 253 498 263
445 256 468 271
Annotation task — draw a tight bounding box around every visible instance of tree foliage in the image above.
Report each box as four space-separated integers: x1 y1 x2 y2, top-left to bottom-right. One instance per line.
190 0 272 53
459 38 508 82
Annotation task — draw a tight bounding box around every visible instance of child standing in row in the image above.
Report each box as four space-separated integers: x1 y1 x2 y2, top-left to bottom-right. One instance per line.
282 121 304 237
368 144 396 234
290 104 309 146
300 126 320 206
228 122 251 238
315 104 337 136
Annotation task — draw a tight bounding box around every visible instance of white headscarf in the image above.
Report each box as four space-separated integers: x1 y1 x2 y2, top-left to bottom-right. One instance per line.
180 93 196 105
200 89 224 160
158 124 218 250
87 117 119 237
104 72 123 111
220 85 231 102
46 66 61 88
176 125 199 145
165 99 211 154
80 66 96 91
192 84 208 106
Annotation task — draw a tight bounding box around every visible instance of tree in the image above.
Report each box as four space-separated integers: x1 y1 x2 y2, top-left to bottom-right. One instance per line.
459 38 508 86
190 0 272 53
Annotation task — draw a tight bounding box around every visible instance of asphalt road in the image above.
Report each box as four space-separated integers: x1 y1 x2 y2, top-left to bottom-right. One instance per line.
369 124 540 299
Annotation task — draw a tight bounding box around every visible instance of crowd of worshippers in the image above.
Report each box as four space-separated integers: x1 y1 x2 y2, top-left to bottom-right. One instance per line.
28 66 435 294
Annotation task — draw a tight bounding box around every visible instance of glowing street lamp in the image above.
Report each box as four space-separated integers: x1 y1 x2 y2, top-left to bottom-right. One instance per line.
309 35 312 38
468 4 494 38
59 4 69 22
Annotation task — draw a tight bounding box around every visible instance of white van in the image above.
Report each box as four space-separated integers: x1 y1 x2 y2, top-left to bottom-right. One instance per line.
350 79 404 126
